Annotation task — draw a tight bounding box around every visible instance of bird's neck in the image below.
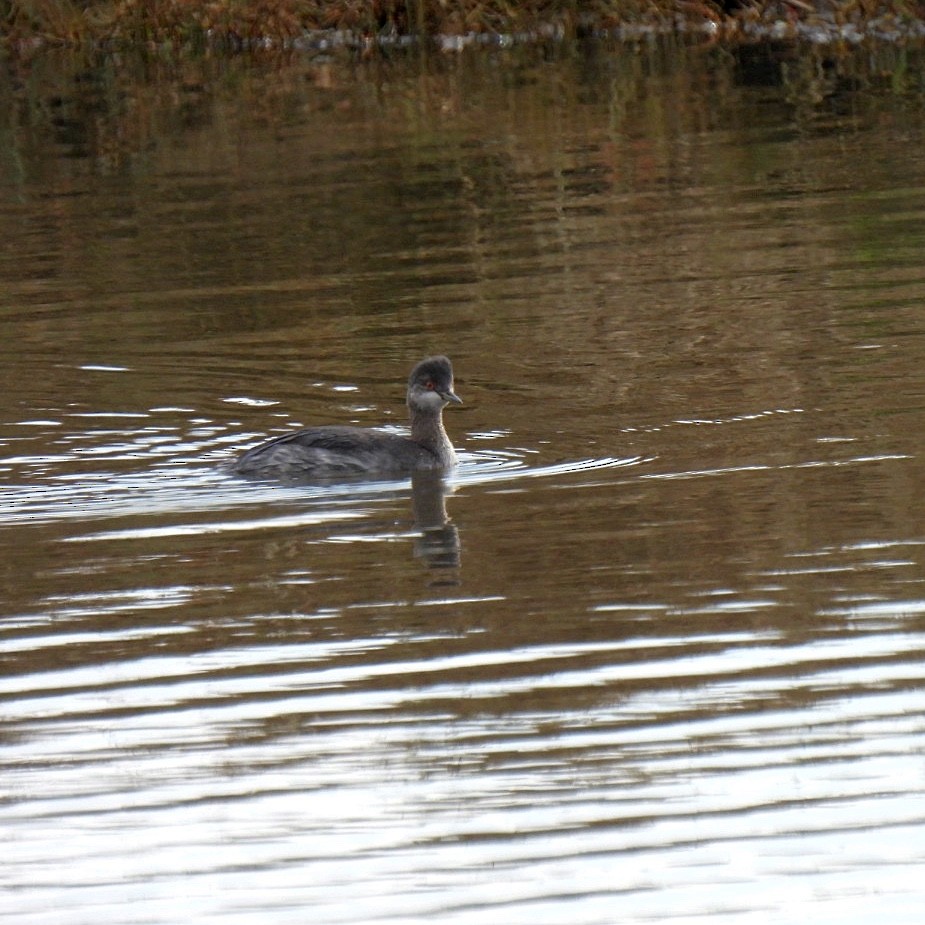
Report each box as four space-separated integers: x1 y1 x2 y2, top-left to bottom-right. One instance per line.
409 405 456 465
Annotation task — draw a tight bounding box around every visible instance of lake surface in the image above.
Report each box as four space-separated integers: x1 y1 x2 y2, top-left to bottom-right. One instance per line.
3 37 925 924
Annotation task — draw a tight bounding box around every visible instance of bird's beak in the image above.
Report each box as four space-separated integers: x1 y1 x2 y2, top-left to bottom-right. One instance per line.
442 389 463 405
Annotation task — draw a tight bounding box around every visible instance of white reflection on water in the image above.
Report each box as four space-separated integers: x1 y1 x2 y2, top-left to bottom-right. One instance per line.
4 624 925 925
1 449 647 532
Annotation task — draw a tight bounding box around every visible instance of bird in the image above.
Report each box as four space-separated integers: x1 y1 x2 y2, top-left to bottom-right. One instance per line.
233 355 462 479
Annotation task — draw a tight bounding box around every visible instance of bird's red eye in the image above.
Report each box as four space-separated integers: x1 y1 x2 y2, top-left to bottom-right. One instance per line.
425 380 436 390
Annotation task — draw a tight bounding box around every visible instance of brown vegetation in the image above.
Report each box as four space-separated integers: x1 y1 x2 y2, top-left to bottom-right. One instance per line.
3 1 924 52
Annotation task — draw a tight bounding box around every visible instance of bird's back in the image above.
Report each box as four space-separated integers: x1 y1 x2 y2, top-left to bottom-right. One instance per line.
234 426 439 479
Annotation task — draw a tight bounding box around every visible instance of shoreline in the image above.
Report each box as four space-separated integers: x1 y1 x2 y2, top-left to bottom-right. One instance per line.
4 2 925 55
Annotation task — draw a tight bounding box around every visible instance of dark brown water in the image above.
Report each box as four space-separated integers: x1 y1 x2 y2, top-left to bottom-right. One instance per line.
3 40 925 924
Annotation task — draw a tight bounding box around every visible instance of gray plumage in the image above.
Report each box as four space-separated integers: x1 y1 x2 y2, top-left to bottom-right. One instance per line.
234 356 462 480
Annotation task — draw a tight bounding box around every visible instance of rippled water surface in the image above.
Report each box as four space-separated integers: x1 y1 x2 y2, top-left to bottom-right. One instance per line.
4 40 925 924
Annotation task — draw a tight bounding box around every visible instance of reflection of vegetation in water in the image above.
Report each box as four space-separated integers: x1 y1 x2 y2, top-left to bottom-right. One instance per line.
0 37 918 352
1 37 922 177
1 36 922 345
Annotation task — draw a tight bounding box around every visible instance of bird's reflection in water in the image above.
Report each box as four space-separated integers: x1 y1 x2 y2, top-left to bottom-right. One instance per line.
232 466 461 575
410 471 460 573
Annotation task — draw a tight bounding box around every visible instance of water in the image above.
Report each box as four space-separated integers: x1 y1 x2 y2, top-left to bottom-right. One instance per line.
3 39 925 924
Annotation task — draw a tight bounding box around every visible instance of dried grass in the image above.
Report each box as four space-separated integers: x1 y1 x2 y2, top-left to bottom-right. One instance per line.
2 1 925 49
